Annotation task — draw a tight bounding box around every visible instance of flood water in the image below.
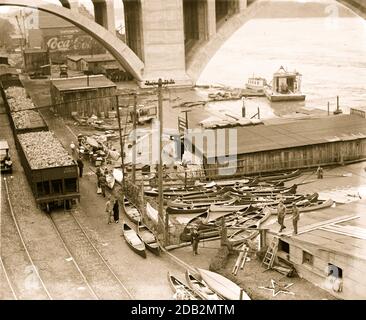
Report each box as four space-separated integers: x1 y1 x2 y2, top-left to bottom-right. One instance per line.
197 1 366 119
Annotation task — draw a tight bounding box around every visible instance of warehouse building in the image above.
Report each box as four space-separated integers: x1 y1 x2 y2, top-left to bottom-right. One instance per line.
186 115 366 177
50 75 117 118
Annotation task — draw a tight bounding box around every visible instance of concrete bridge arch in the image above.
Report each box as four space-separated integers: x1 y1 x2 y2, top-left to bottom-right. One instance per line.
0 0 144 81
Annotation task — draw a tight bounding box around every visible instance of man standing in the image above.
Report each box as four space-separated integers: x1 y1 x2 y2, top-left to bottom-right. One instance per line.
317 166 324 179
98 174 107 197
277 199 286 233
292 203 300 235
113 199 120 224
77 157 84 178
190 226 200 255
105 196 114 225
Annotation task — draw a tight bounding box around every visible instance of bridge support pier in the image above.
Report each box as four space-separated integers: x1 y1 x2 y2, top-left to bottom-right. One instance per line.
134 0 192 86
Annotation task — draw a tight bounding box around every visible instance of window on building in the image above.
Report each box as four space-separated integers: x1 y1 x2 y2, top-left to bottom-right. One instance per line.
302 251 314 266
328 264 343 279
278 240 289 253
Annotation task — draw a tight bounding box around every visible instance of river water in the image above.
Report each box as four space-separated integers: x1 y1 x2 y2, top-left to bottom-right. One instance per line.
197 1 366 119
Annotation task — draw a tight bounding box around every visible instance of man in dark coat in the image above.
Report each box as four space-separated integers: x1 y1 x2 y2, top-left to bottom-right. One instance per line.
98 174 107 197
292 204 300 235
190 226 200 255
77 157 84 178
277 199 286 232
113 199 119 224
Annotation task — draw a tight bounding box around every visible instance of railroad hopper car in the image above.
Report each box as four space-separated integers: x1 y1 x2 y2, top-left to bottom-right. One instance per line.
1 83 80 212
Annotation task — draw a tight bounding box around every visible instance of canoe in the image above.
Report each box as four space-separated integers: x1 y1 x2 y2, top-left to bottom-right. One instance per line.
167 272 201 300
269 198 334 215
137 223 160 256
179 211 211 242
167 195 237 209
112 168 123 184
228 228 259 246
146 202 160 226
197 268 251 300
256 169 301 182
185 270 223 300
166 206 209 215
122 197 141 224
209 203 250 212
145 187 211 198
106 173 115 189
122 223 146 258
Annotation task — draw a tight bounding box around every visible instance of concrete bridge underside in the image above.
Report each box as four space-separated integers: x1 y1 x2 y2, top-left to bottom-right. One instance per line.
1 0 365 86
0 0 145 82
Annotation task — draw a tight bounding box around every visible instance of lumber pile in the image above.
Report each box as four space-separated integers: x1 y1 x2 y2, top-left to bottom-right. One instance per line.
18 131 74 169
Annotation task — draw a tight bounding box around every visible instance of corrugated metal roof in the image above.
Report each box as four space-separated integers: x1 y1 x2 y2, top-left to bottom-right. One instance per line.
188 115 366 158
51 75 116 91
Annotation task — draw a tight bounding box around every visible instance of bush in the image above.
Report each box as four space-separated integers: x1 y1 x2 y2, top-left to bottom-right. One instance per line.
209 245 230 272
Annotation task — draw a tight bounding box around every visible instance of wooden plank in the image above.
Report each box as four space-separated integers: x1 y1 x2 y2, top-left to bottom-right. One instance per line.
281 215 360 236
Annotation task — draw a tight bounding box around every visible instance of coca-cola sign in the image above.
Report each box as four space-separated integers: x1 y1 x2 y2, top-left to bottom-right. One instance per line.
46 35 94 52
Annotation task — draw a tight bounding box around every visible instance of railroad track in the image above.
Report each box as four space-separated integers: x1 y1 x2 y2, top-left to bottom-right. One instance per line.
48 209 134 300
1 177 52 300
0 256 17 300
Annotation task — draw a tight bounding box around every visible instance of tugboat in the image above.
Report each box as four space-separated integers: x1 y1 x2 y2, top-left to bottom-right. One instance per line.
264 66 306 102
245 76 267 93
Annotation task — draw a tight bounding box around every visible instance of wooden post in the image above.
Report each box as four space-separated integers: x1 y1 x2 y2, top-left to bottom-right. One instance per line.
258 107 260 119
145 78 175 247
116 96 125 188
239 288 244 300
242 98 246 118
132 93 137 184
327 102 330 116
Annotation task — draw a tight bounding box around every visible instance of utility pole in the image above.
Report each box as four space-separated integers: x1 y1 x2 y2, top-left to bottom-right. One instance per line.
132 92 137 184
145 78 175 246
116 95 125 188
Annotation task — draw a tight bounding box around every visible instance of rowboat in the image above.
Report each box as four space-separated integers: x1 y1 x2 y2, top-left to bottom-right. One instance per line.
145 187 211 198
197 268 251 300
122 223 146 258
166 206 209 215
122 197 141 224
209 203 250 212
179 211 212 242
167 272 201 300
256 169 301 182
146 202 160 226
185 270 223 300
137 223 160 256
105 172 115 189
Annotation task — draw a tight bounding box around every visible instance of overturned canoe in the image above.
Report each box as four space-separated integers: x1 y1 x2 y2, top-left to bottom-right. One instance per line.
197 268 251 300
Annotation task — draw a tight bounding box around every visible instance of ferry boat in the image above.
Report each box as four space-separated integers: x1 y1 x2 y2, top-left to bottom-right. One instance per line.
245 76 267 93
264 66 306 102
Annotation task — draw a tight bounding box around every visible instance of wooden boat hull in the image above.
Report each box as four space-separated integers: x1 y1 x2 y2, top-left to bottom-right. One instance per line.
228 228 259 246
198 268 250 300
122 223 146 258
166 206 209 215
185 270 223 300
122 197 141 224
167 272 201 300
269 198 334 215
137 223 160 256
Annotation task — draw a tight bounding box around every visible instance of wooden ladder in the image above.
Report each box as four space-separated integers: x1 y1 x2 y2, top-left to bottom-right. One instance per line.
262 236 279 270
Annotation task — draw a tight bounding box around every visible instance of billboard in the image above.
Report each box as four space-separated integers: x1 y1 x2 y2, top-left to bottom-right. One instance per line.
42 28 105 63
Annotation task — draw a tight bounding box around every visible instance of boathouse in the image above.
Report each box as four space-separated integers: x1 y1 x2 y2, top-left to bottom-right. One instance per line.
263 199 366 299
187 115 366 177
50 75 117 118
